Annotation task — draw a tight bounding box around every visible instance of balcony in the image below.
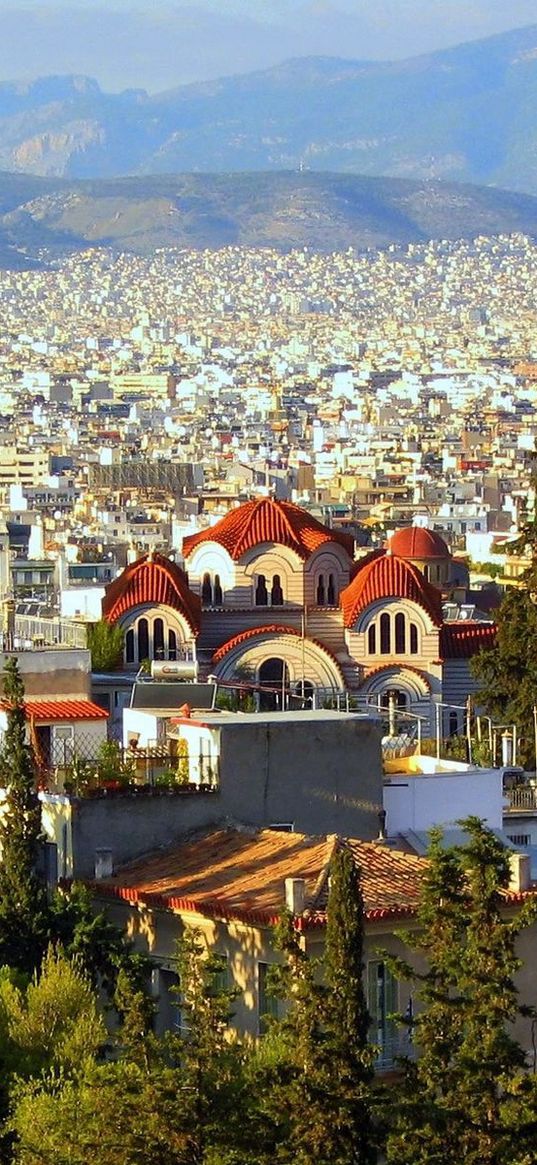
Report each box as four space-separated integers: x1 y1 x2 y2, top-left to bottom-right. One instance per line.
505 786 537 813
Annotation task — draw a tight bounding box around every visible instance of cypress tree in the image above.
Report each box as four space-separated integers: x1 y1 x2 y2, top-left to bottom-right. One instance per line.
385 818 537 1165
324 843 376 1165
261 845 376 1165
0 658 49 975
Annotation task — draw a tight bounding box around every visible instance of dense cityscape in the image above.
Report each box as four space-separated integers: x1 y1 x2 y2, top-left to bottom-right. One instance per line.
1 4 537 1163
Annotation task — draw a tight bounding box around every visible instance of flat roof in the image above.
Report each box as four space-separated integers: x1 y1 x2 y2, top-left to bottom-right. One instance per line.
171 709 378 727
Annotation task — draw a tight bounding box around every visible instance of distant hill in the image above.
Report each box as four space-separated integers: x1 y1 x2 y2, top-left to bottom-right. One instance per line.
2 26 537 191
3 170 537 266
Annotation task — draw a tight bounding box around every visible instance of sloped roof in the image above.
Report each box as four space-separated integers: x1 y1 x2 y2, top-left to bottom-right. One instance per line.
388 527 450 560
0 699 108 722
92 827 427 927
440 622 496 659
102 552 201 633
182 497 354 562
340 552 444 628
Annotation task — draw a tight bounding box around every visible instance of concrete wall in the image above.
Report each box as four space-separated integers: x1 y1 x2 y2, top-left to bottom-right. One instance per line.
0 649 91 699
384 767 504 834
217 714 383 838
64 712 383 877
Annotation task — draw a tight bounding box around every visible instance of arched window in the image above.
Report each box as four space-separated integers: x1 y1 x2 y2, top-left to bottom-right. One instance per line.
213 574 223 606
423 564 430 581
168 629 177 660
154 617 165 659
316 575 326 605
380 688 408 710
327 573 336 605
137 617 149 663
380 612 390 654
294 680 314 708
125 628 135 664
255 574 268 606
201 572 212 606
395 612 405 654
410 623 418 654
368 624 376 654
271 574 284 606
449 711 459 736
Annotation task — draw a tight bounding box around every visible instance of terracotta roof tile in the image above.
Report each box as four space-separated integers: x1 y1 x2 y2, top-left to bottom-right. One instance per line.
182 498 354 563
0 699 108 721
93 828 427 926
440 622 496 659
212 624 343 674
340 553 443 628
388 528 450 559
102 552 201 633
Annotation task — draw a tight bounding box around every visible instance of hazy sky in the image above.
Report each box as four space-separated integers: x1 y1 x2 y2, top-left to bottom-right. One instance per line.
0 1 535 91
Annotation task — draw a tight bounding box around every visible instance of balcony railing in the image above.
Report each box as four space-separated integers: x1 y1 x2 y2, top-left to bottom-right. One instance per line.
505 786 537 812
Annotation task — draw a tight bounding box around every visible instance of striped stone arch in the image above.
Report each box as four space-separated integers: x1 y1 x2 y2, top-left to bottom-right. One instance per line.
212 627 345 692
360 665 432 703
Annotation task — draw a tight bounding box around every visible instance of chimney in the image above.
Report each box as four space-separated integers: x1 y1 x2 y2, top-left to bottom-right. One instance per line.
509 852 531 894
94 848 113 881
285 877 306 915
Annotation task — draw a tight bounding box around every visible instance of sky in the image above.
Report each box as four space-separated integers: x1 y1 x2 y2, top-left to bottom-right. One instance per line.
0 1 535 91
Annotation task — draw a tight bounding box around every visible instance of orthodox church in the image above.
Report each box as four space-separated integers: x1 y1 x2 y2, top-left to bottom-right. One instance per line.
101 497 495 734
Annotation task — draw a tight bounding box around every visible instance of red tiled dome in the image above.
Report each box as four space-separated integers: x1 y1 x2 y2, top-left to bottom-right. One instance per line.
388 527 450 560
102 552 201 633
340 553 443 628
182 497 354 562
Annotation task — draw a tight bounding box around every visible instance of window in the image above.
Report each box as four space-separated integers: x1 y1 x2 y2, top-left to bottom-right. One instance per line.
154 617 164 659
368 624 376 653
449 711 459 736
214 574 223 605
368 960 398 1070
410 623 418 655
255 574 268 606
395 612 405 654
507 834 531 847
258 962 279 1034
201 572 212 605
125 628 135 664
152 967 182 1037
168 629 177 660
316 574 326 605
327 573 336 605
380 612 390 654
271 574 284 606
137 617 149 663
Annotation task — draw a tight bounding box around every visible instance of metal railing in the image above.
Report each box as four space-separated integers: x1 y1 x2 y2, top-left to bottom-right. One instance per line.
505 786 537 811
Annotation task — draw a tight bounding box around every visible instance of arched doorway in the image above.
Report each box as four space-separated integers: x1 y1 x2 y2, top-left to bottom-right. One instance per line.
258 657 290 711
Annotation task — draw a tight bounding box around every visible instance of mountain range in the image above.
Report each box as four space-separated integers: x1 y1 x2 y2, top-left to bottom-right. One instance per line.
1 25 537 191
3 171 537 268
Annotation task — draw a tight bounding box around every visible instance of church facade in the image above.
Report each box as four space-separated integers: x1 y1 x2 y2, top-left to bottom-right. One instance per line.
101 498 495 735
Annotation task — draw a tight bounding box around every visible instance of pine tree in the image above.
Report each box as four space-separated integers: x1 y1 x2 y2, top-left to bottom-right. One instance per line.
86 620 124 673
385 818 537 1165
0 659 49 975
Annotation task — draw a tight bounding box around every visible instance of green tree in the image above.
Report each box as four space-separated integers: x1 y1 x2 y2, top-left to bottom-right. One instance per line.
260 847 376 1165
169 930 253 1165
324 844 376 1165
471 581 537 769
0 659 49 976
385 818 537 1165
86 620 124 673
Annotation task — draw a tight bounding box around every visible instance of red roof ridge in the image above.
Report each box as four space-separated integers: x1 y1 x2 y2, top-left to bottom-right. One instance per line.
212 623 344 676
341 552 443 628
182 497 354 563
102 551 201 633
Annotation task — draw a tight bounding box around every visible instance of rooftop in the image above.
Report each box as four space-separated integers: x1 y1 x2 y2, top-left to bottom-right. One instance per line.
93 826 427 925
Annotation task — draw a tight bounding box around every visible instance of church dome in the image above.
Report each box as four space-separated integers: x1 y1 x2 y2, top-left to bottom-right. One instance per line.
388 527 450 560
102 552 201 633
182 497 354 562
